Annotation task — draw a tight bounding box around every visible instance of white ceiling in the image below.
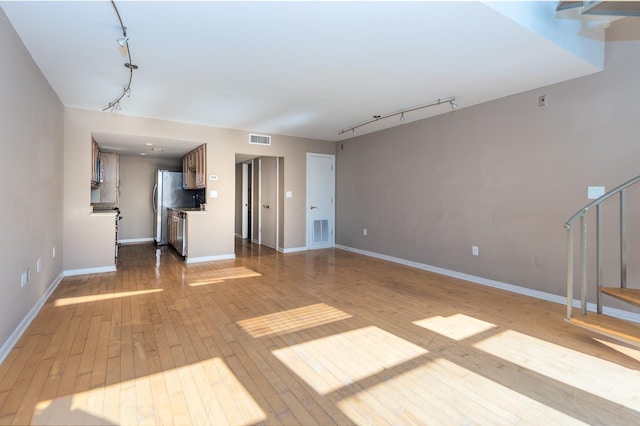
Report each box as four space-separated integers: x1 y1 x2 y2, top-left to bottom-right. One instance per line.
1 1 607 150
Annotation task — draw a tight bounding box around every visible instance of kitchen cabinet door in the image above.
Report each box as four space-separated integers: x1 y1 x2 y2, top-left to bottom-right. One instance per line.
195 145 206 188
182 157 189 188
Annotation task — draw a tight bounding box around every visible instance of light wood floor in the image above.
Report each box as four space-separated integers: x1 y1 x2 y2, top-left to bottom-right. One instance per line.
1 241 640 425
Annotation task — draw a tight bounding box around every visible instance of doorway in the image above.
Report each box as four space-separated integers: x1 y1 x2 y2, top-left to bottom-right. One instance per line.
235 154 283 252
306 153 335 250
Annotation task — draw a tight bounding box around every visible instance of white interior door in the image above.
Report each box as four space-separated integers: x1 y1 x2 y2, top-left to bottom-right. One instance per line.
252 159 260 244
306 153 335 250
260 157 277 249
241 163 249 239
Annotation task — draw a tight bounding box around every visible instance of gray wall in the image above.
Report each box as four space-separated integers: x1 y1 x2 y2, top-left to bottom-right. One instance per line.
336 19 640 303
118 155 181 241
0 10 64 353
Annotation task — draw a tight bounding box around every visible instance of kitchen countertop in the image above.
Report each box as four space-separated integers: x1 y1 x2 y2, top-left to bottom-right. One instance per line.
168 207 207 214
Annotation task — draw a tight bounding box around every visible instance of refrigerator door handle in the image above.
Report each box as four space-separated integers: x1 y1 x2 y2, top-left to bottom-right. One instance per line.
152 184 158 213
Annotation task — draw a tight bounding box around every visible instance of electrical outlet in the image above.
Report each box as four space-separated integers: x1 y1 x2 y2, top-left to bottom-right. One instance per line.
472 246 479 256
37 258 42 273
363 228 367 236
535 254 544 266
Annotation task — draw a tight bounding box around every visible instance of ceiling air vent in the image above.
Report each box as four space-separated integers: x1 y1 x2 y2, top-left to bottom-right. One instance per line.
249 134 271 146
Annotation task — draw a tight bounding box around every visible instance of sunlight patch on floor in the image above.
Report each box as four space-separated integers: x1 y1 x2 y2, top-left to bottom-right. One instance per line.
237 303 352 338
593 338 640 363
31 358 266 426
413 313 496 341
187 267 262 286
272 326 428 394
337 357 585 425
54 289 163 307
473 329 640 412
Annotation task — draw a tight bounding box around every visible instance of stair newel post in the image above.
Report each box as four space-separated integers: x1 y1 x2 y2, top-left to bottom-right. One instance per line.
566 226 574 319
620 189 627 289
597 204 603 314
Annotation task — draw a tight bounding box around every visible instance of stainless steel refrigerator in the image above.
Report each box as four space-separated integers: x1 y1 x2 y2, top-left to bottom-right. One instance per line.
153 170 192 245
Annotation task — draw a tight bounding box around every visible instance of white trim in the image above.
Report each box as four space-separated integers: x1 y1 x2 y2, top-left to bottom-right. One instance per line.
186 253 236 264
335 245 640 324
278 246 308 254
118 237 154 245
0 272 64 365
64 265 117 276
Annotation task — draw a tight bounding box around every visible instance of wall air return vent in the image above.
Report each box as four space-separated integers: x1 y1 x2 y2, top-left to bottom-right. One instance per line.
249 134 271 146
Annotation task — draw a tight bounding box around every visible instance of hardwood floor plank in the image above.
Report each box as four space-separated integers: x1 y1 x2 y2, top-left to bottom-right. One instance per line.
1 241 640 425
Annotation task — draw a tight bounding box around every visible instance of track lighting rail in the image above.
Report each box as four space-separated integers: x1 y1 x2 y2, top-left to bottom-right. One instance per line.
103 1 138 113
338 97 457 136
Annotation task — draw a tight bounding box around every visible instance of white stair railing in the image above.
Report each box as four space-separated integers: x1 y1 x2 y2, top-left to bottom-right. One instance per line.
565 174 640 319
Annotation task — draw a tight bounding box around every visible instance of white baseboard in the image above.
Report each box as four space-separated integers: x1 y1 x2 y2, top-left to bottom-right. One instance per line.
118 238 154 245
279 246 308 254
335 244 640 324
186 253 236 264
64 265 117 276
0 272 64 365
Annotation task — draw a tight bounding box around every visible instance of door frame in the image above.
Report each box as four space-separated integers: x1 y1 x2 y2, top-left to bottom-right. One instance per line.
241 163 249 239
306 153 336 250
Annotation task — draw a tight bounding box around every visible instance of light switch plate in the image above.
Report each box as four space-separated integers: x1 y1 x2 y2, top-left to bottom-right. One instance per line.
209 175 218 181
588 186 605 200
210 190 218 198
286 191 292 198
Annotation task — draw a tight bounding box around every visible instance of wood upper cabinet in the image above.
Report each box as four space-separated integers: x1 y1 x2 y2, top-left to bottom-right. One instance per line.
195 145 206 188
182 144 206 189
182 156 189 188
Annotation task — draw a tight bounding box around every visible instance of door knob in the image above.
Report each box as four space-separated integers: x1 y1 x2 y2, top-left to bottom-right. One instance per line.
310 206 318 210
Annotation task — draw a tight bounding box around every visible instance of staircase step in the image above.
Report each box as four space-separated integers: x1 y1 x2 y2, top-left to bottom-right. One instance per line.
566 313 640 348
601 287 640 308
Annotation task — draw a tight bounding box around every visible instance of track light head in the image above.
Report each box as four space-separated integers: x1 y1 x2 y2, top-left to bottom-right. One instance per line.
450 100 458 110
400 112 405 122
117 36 129 47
